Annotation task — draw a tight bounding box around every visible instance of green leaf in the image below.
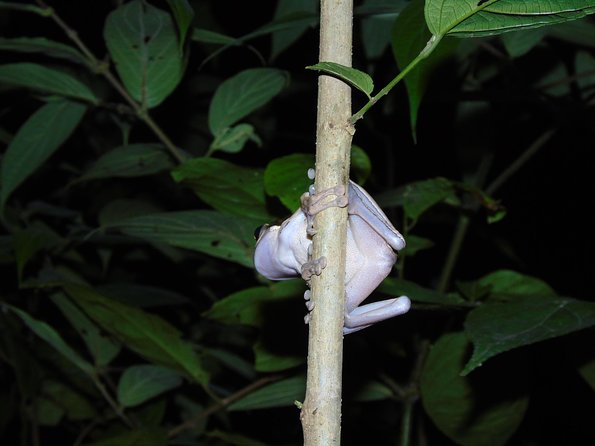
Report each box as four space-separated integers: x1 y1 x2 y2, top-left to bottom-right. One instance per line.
39 380 96 422
166 0 194 46
210 123 260 154
350 145 372 183
205 281 304 327
392 0 458 137
578 358 595 391
306 62 374 98
0 100 86 212
402 177 457 220
78 144 174 182
97 283 189 308
50 293 121 367
253 338 304 372
171 158 270 222
105 210 256 268
87 428 168 446
118 364 182 407
13 224 61 283
360 0 407 60
0 63 97 102
421 332 529 446
401 234 434 256
425 0 595 38
264 153 313 211
271 0 318 60
4 305 94 375
501 27 546 58
477 270 557 301
208 68 288 136
352 380 394 402
0 37 86 64
229 375 306 411
208 430 268 446
548 17 595 48
379 277 465 305
64 283 209 384
192 28 237 45
463 296 595 375
104 0 184 108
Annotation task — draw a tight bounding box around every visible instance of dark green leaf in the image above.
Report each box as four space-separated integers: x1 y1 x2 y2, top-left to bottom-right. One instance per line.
578 358 595 391
105 210 256 267
402 177 457 220
392 0 458 137
548 17 595 48
0 37 86 63
39 380 96 422
0 63 97 102
379 277 465 305
264 153 313 211
50 293 121 367
118 364 183 407
463 296 595 375
4 305 94 375
501 28 546 58
192 28 236 45
478 270 557 301
13 224 61 283
253 338 303 372
208 430 268 446
271 0 318 59
229 375 306 411
171 158 270 222
421 332 529 446
402 234 434 256
78 144 174 181
306 62 374 97
166 0 194 46
87 428 168 446
0 100 86 212
64 284 209 384
208 68 288 135
350 145 372 183
361 0 406 60
209 123 260 154
425 0 595 38
104 0 184 108
97 283 189 308
352 380 394 402
205 280 304 327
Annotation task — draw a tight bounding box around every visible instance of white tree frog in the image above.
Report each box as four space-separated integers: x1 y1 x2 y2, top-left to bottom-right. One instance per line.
254 179 411 334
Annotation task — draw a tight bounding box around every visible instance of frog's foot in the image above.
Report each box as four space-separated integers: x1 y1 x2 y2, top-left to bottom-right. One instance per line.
301 256 327 281
300 185 348 235
304 289 314 311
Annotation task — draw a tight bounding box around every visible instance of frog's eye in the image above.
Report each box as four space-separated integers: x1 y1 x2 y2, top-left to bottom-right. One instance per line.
254 224 269 240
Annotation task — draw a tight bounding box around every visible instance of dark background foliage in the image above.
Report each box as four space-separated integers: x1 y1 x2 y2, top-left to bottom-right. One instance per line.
0 1 594 445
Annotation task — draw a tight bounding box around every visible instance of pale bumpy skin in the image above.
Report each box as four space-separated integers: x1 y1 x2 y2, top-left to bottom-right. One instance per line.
254 180 411 334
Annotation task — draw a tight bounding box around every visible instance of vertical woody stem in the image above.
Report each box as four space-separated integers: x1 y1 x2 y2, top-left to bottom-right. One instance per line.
301 1 353 445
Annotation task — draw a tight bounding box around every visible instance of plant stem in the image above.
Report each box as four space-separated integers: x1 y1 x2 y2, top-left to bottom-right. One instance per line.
36 0 186 164
351 35 441 123
400 399 414 446
167 375 281 438
92 375 134 428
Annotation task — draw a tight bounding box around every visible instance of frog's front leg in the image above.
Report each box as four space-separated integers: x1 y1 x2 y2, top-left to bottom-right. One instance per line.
300 183 348 236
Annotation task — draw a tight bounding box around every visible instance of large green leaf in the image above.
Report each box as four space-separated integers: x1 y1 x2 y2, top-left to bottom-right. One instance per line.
4 305 95 375
264 153 313 211
392 0 458 138
64 284 209 385
166 0 194 47
50 293 121 367
421 332 529 446
104 0 184 108
0 100 87 212
117 364 183 407
0 37 86 64
477 270 556 301
425 0 595 38
208 68 288 136
229 375 306 411
171 158 270 222
0 63 97 102
271 0 318 59
379 277 465 305
463 295 595 375
105 210 255 267
402 177 458 220
253 338 304 372
205 280 304 327
78 144 174 182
